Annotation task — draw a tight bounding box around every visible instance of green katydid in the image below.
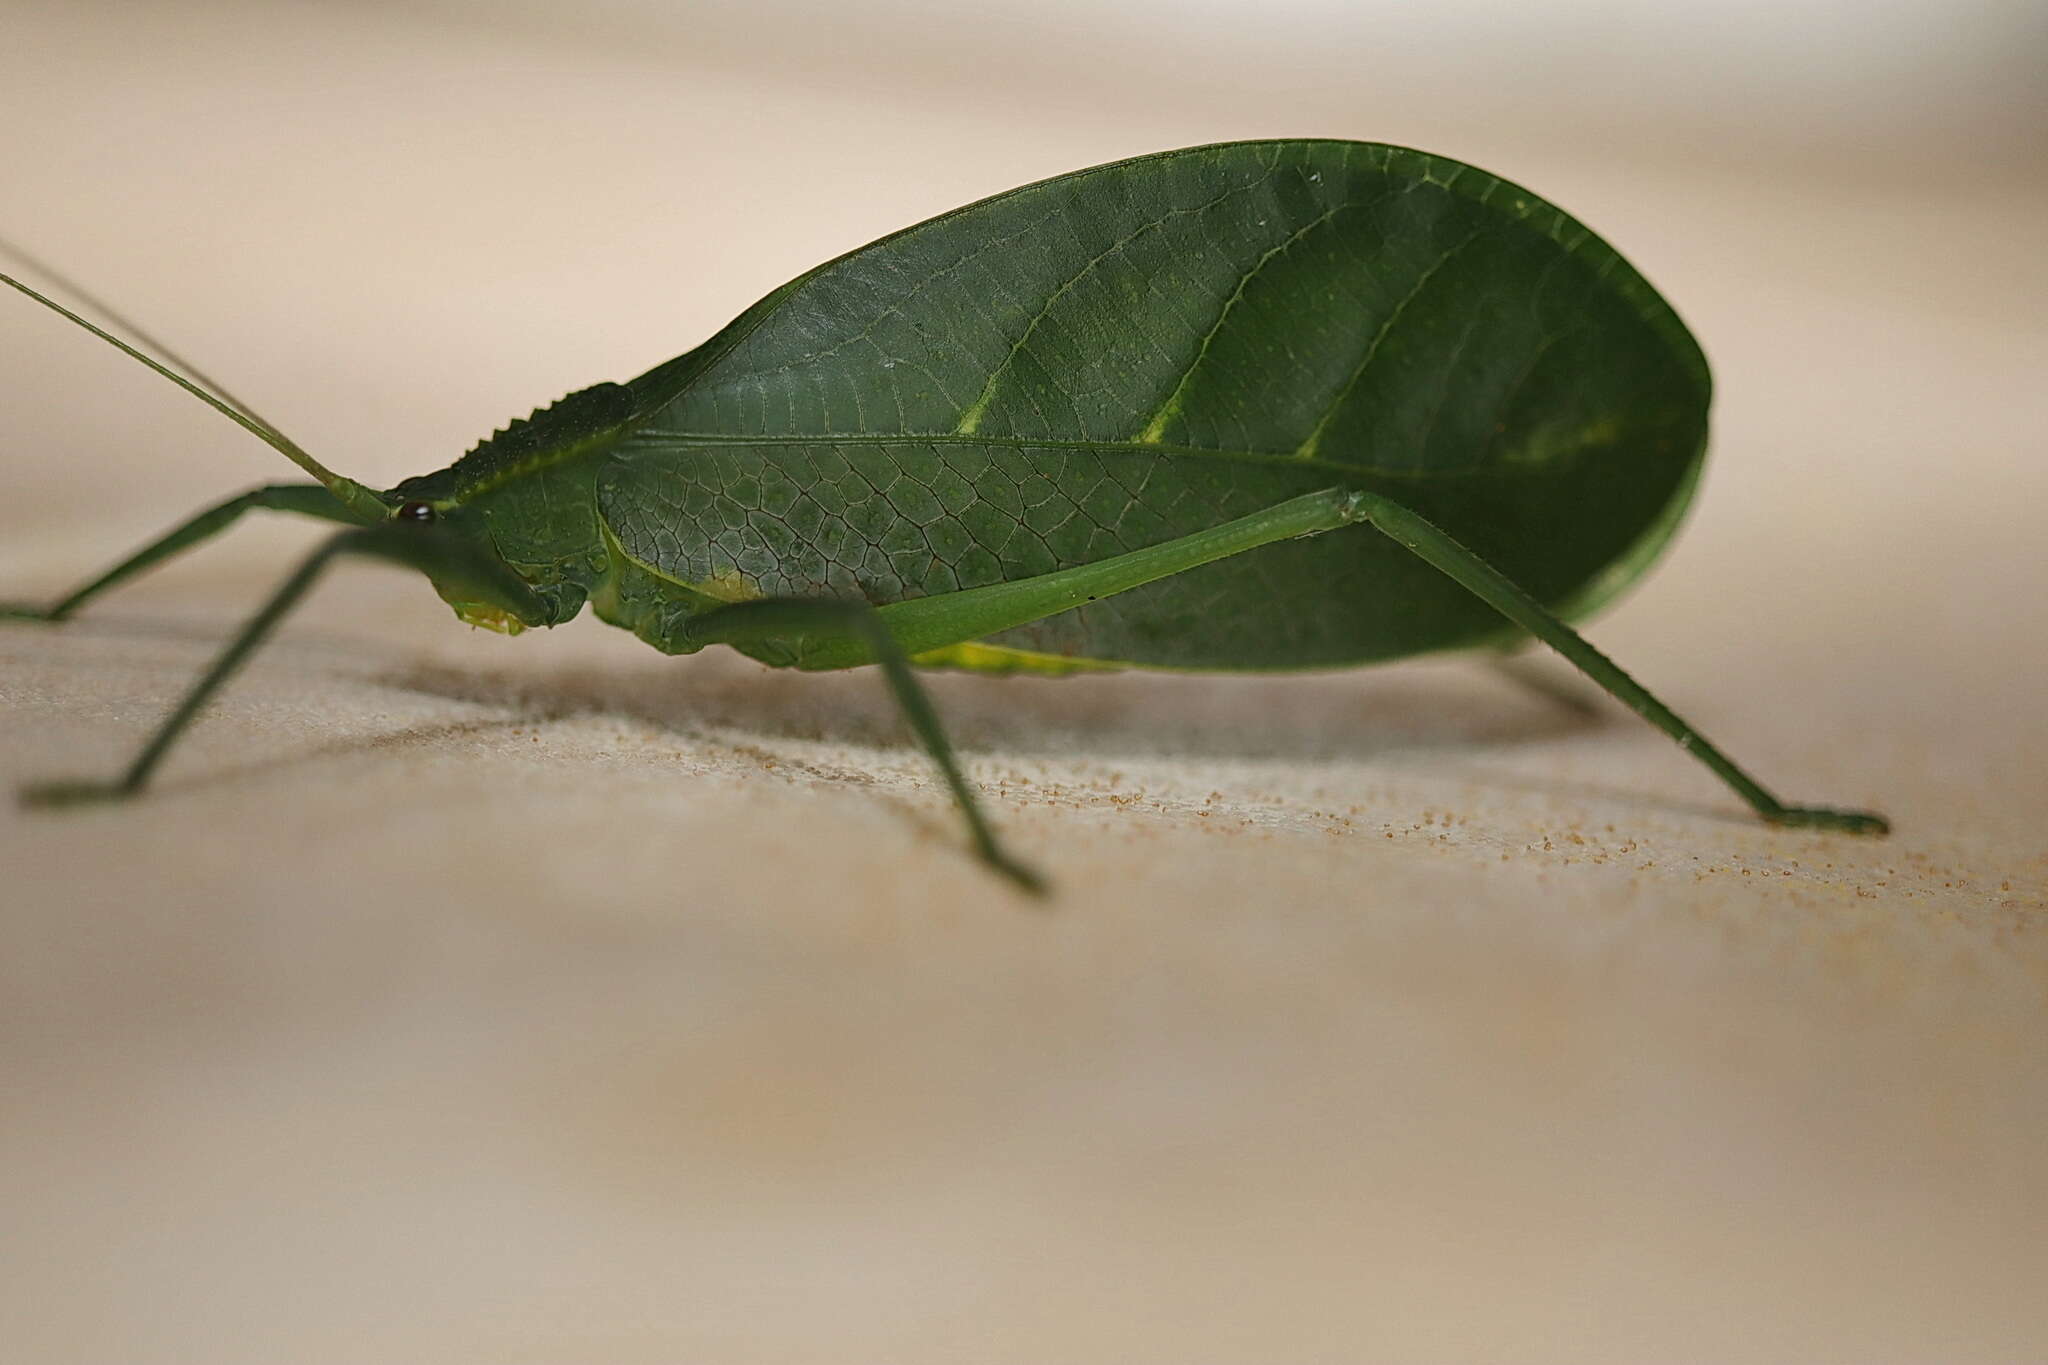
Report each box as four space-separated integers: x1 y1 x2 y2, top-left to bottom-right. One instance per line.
1 139 1888 894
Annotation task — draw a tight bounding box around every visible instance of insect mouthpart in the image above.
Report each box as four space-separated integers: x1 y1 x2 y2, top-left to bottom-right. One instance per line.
450 601 527 635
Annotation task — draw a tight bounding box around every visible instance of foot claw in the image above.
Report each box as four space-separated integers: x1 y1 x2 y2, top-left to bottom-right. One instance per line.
987 853 1051 898
19 779 133 810
1769 806 1891 837
0 604 62 622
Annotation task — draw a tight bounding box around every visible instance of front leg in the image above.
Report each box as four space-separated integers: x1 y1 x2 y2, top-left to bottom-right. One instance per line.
20 525 542 806
3 483 367 622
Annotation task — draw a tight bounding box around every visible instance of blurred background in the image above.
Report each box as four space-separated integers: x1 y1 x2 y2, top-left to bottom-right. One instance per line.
4 0 2043 509
3 2 2044 1361
426 0 2048 161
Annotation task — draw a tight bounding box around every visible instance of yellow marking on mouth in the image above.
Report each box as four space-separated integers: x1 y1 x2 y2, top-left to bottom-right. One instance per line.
454 603 527 635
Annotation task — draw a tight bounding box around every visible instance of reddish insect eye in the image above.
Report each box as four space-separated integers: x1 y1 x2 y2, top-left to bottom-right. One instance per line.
396 500 436 523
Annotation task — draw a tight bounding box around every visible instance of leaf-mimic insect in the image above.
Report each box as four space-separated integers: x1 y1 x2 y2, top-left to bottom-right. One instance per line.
2 140 1890 893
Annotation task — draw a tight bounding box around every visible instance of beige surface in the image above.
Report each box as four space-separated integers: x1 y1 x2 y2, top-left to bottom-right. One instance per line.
3 3 2046 1361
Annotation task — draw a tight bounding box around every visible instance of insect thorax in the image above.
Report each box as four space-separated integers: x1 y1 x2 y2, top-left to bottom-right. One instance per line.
387 382 644 629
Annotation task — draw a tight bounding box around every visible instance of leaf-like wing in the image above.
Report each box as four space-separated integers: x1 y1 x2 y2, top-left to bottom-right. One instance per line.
605 140 1709 668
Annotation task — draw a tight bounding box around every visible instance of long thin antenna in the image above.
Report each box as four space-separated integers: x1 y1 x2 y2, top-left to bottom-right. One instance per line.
0 245 388 521
0 232 280 442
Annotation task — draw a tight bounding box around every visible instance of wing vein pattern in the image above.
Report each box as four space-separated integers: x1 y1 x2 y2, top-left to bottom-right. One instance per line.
595 140 1709 670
